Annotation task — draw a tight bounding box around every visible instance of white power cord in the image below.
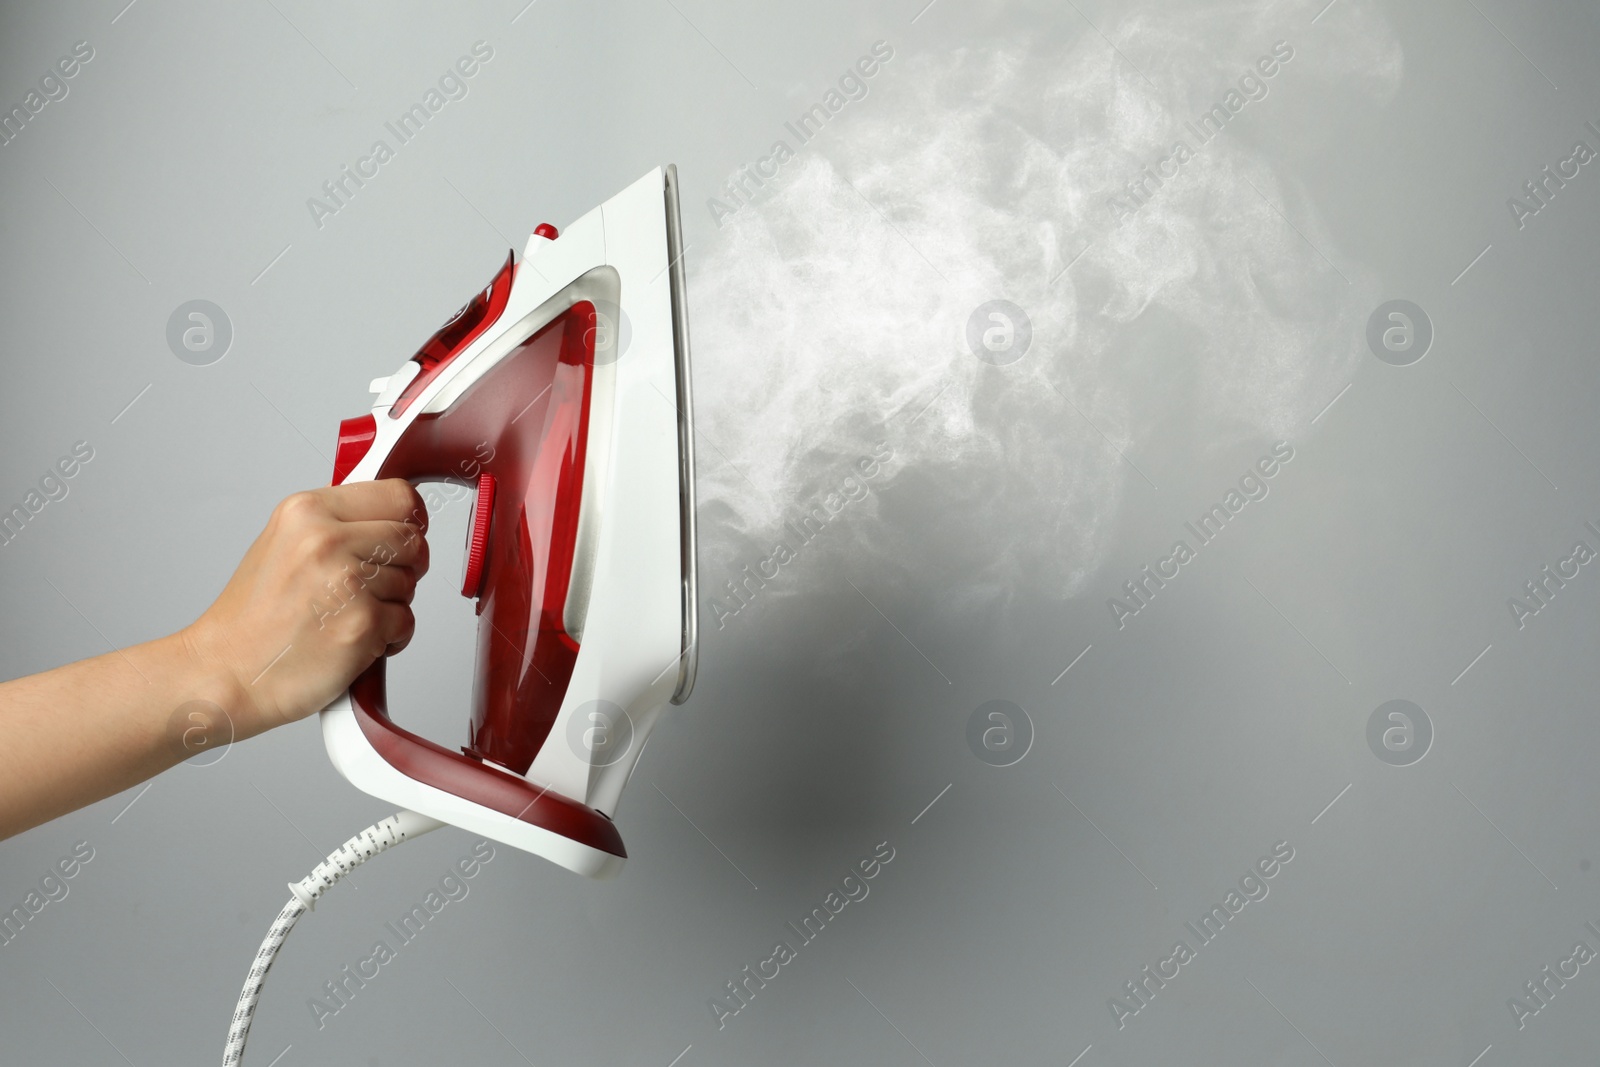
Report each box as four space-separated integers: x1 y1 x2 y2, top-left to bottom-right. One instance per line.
222 810 445 1066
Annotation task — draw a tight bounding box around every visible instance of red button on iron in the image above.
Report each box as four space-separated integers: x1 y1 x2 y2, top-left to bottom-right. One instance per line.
533 223 559 240
461 472 496 598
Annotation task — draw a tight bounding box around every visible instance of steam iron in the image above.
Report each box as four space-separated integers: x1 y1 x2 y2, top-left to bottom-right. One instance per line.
320 166 698 879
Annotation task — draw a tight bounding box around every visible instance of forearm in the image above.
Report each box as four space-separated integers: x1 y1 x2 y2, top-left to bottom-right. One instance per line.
0 481 425 839
0 630 249 839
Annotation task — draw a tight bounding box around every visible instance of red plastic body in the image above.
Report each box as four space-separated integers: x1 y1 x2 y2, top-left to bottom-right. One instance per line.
350 663 624 857
332 414 377 485
331 255 616 855
389 251 516 419
372 300 597 775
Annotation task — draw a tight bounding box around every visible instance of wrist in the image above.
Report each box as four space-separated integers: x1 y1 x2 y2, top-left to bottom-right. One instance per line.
169 625 270 745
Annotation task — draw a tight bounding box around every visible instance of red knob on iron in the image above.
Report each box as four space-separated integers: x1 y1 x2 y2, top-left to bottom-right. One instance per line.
533 223 559 240
461 472 496 598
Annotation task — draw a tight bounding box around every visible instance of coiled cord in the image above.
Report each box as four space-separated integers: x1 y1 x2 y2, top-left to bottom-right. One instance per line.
222 810 445 1066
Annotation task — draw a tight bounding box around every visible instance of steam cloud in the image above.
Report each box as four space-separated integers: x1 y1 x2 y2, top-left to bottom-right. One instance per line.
688 1 1403 609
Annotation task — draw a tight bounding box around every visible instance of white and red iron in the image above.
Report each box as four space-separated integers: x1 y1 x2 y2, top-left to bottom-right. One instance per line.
223 167 699 1065
320 165 699 879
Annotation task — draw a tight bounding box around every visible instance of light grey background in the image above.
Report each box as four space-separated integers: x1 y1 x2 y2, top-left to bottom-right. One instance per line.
3 0 1600 1064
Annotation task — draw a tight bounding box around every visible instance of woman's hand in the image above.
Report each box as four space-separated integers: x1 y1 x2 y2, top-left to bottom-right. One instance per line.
180 478 430 741
0 479 431 839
